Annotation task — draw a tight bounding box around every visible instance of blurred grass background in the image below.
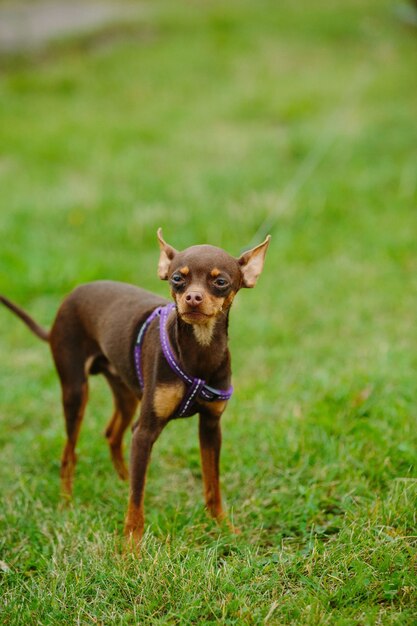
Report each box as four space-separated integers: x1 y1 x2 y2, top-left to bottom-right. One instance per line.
1 0 417 623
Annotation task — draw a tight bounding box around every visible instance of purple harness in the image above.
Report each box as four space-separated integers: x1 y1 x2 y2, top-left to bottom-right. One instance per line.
134 303 233 417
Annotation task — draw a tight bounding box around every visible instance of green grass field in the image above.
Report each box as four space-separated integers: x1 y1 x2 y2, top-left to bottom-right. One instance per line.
1 0 417 623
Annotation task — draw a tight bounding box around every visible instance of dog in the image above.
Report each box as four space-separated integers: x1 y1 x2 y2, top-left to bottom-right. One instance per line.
0 229 270 543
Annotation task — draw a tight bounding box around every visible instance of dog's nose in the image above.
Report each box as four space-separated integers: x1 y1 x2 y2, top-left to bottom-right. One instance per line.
185 291 203 307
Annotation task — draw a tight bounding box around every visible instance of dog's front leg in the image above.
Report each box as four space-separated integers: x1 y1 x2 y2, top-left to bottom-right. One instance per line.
124 413 165 545
198 410 225 521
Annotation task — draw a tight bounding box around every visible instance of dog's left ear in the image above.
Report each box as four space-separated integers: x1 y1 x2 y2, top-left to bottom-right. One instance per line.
157 228 178 280
238 235 271 288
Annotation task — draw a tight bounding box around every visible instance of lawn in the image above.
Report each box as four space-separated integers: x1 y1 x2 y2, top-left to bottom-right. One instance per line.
1 0 417 623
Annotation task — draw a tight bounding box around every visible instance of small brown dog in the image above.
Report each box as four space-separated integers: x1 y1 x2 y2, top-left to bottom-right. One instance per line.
1 229 270 542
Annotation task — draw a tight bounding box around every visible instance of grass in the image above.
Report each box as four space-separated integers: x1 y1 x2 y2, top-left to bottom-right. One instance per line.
1 0 417 623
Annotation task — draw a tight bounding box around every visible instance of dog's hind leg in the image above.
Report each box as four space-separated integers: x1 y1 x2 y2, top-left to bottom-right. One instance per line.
50 325 91 499
103 371 138 480
59 371 89 499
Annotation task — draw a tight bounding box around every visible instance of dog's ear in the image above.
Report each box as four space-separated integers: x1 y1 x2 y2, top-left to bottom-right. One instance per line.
238 235 271 288
157 228 178 280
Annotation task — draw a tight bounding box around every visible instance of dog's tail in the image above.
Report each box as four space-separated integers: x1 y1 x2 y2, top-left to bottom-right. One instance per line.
0 295 50 342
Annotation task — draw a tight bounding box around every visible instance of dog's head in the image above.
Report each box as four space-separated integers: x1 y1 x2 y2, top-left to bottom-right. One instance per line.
156 228 270 328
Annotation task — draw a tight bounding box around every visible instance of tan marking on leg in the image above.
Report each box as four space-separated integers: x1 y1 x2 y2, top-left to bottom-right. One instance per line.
103 374 138 481
104 412 117 439
60 443 77 500
153 382 185 419
200 399 227 417
124 499 145 546
84 355 95 376
107 363 119 376
106 411 130 480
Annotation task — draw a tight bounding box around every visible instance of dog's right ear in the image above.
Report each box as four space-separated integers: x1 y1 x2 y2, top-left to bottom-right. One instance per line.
157 228 178 280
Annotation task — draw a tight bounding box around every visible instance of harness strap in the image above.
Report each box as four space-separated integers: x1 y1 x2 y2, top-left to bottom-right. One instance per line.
134 305 163 389
134 303 233 417
159 303 193 385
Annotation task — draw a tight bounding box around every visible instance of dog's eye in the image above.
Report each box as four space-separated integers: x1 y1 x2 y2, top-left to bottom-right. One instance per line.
171 273 184 284
213 277 228 288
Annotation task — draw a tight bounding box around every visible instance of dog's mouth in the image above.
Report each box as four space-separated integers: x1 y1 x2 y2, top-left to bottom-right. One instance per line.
180 310 213 325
